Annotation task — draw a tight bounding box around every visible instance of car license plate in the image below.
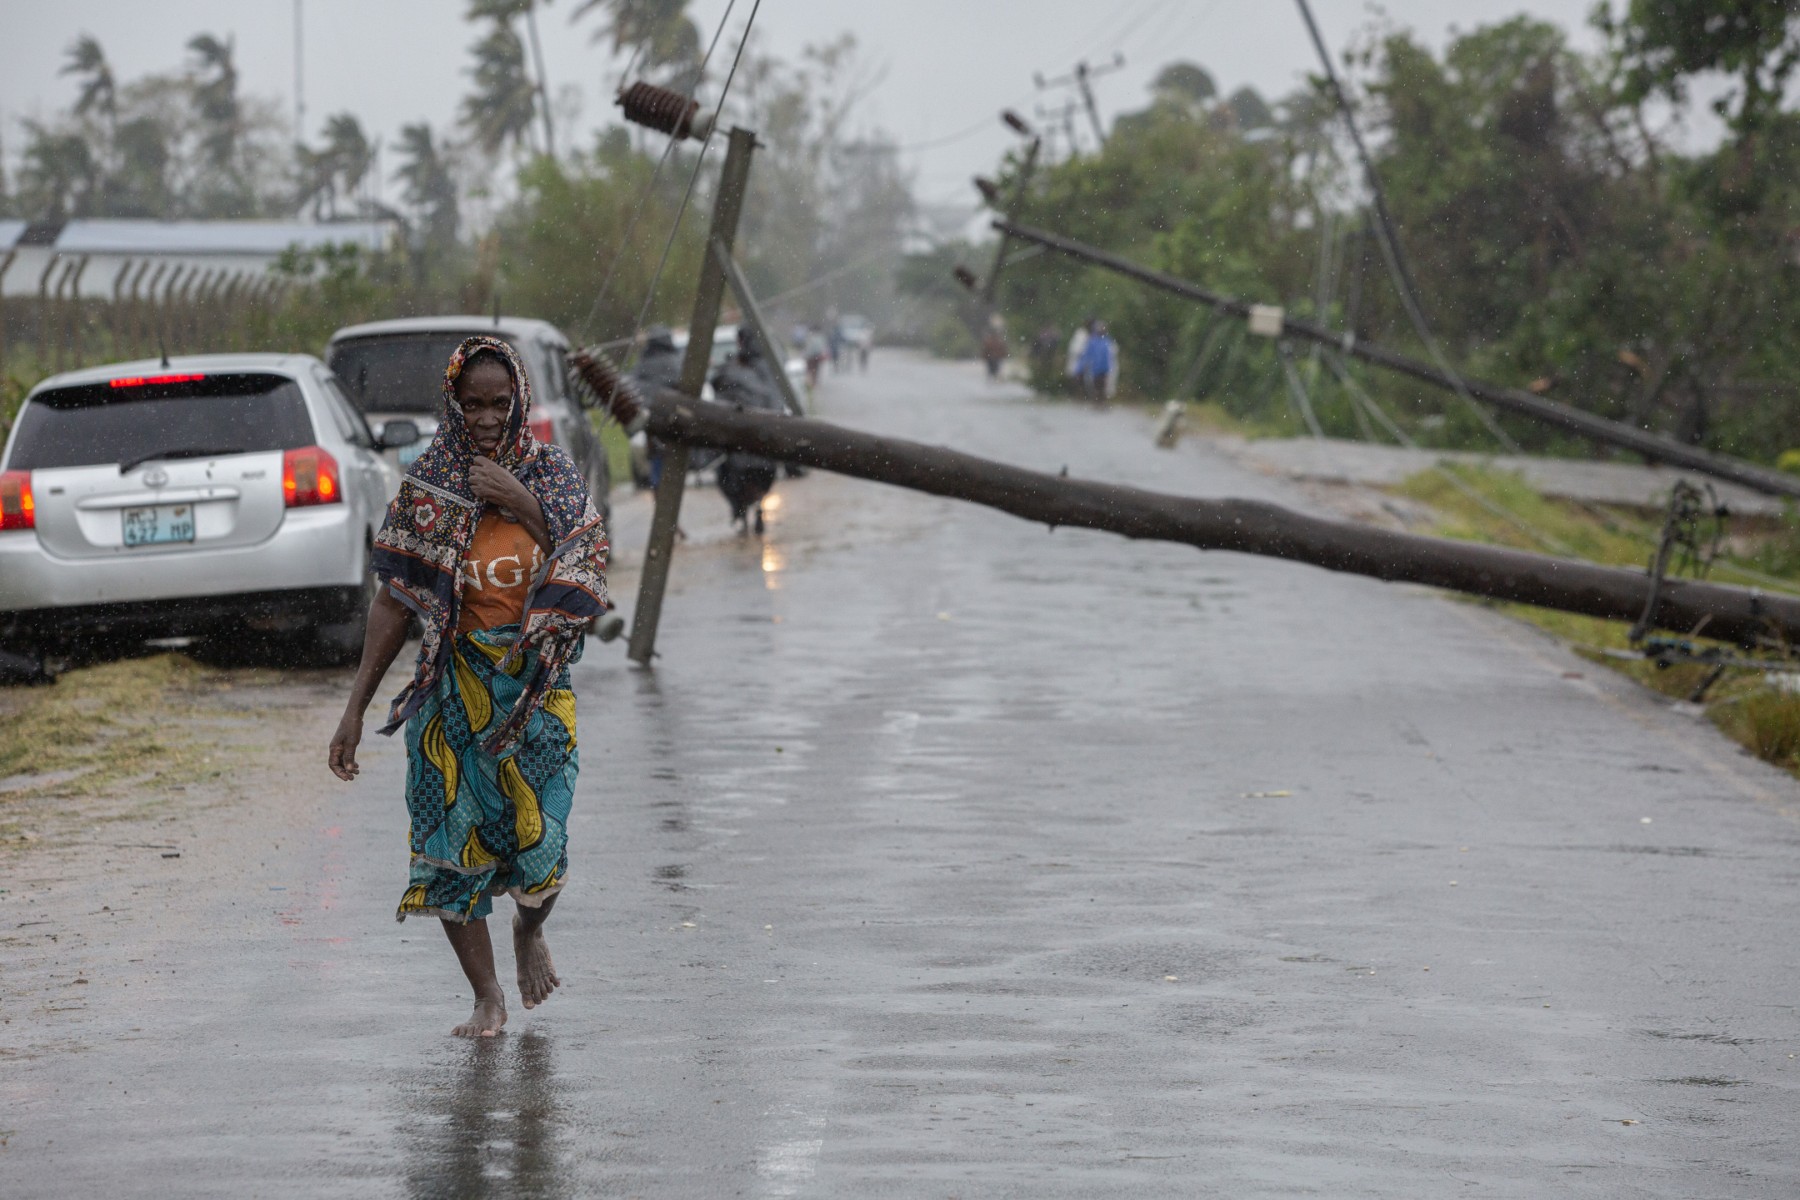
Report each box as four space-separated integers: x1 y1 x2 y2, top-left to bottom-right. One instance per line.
122 504 196 547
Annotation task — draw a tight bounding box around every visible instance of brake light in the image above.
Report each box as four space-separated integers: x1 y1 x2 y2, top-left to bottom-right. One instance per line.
0 470 32 531
109 373 207 388
530 416 556 446
283 446 341 507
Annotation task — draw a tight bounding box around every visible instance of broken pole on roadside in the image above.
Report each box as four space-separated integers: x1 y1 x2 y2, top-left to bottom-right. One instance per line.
572 353 1800 649
626 125 759 667
990 217 1800 503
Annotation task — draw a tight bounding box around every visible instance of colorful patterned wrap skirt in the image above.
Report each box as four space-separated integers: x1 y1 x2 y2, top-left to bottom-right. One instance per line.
397 624 580 923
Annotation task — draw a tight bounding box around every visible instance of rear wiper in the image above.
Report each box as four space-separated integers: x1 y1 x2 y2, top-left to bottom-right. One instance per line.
119 446 249 474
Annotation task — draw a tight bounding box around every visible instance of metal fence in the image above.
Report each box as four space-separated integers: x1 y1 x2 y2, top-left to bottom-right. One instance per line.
0 252 292 382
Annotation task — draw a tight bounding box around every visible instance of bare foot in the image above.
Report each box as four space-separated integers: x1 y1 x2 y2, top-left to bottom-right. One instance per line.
514 915 561 1009
452 994 507 1038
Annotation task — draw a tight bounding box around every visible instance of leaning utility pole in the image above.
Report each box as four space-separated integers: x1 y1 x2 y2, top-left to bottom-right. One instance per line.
1035 53 1124 150
988 217 1800 503
626 124 758 666
980 112 1041 309
571 357 1800 649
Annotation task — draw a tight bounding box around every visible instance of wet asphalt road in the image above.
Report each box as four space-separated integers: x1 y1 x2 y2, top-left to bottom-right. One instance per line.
6 352 1800 1197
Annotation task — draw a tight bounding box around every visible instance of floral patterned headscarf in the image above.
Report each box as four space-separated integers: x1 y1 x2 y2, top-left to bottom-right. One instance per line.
371 335 609 756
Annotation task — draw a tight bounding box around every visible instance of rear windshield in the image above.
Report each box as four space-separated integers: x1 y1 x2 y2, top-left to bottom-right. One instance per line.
7 374 315 470
328 331 559 415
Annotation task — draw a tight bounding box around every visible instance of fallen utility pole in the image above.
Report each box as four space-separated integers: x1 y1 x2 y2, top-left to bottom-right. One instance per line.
572 353 1800 648
991 218 1800 502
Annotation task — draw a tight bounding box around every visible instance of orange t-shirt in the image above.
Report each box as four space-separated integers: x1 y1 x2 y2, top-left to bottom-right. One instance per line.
457 510 545 634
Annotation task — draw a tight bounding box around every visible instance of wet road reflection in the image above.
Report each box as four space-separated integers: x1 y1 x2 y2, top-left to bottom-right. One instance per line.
401 1034 566 1200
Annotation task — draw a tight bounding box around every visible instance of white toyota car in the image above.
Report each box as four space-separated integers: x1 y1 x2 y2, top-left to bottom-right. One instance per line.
0 354 409 673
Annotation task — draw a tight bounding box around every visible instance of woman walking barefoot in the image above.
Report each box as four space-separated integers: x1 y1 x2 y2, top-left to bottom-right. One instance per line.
328 336 609 1038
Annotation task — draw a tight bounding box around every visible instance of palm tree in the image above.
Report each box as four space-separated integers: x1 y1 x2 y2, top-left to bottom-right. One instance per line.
460 19 540 158
293 114 376 219
18 121 100 220
323 113 375 202
108 116 173 217
294 141 336 219
394 122 459 247
187 33 241 172
572 0 700 78
464 0 556 157
62 34 117 122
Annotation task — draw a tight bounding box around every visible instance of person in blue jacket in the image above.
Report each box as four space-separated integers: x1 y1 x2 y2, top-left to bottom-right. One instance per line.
1076 320 1116 406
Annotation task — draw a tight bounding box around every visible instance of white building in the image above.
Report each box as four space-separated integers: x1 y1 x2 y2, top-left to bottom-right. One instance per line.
0 218 396 301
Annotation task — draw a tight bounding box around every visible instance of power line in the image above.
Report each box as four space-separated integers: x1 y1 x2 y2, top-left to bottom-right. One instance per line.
577 0 739 341
631 0 763 338
1293 0 1523 455
755 245 904 310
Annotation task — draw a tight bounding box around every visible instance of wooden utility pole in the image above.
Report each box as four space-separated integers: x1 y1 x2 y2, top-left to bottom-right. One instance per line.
627 126 758 666
573 358 1800 649
992 217 1800 502
711 238 806 416
982 135 1040 309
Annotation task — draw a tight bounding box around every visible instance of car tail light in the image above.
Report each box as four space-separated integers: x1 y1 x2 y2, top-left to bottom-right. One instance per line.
283 446 341 507
530 416 556 446
109 373 207 388
0 470 33 530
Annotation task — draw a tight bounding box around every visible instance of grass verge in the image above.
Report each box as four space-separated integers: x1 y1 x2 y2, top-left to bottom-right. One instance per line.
1391 463 1800 777
0 655 247 830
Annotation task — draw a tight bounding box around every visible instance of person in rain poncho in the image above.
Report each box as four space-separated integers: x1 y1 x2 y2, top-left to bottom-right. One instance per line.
711 327 787 535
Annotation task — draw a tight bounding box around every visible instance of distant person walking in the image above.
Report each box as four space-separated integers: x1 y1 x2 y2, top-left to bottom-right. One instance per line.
1076 320 1117 405
711 328 787 535
1031 323 1061 383
803 327 829 388
981 314 1009 381
1066 316 1094 384
631 326 682 489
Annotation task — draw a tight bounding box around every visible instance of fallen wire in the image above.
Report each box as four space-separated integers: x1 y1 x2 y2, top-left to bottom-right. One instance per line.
753 244 905 310
1294 0 1522 455
1320 350 1577 556
1276 341 1325 440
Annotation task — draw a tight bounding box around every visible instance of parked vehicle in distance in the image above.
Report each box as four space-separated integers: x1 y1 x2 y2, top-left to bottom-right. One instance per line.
0 354 408 670
325 315 610 520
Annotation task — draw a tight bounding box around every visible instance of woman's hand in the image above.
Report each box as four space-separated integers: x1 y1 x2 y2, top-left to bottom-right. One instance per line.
470 455 553 554
470 456 533 515
329 711 364 782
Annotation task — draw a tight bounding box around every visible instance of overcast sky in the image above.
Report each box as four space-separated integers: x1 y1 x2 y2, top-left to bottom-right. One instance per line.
4 0 1708 223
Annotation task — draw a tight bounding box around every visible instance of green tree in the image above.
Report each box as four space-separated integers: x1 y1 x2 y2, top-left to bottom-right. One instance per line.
186 33 240 171
1600 0 1800 138
572 0 701 79
108 116 173 216
1152 62 1217 108
461 16 541 157
63 34 117 123
490 138 703 336
294 112 376 219
16 122 100 220
394 122 460 251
